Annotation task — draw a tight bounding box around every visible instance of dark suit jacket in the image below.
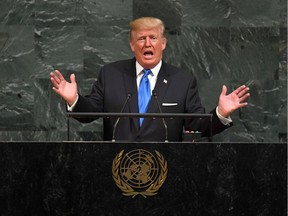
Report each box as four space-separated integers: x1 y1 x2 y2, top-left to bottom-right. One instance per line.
73 58 231 141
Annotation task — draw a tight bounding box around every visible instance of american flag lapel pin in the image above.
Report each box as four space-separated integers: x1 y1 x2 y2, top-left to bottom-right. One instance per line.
163 79 167 84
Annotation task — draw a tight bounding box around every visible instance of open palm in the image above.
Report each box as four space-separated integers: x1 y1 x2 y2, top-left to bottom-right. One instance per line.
50 70 78 106
218 85 250 117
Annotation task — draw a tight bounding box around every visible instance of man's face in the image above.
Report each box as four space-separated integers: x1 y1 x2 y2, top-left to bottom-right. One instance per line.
130 27 166 69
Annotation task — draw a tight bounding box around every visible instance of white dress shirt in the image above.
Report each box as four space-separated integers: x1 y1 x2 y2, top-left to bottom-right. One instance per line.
135 60 161 92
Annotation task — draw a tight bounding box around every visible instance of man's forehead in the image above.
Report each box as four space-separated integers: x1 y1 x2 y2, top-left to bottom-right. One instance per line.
133 28 161 35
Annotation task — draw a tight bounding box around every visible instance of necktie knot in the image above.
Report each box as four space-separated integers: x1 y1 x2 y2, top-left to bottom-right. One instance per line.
143 69 151 79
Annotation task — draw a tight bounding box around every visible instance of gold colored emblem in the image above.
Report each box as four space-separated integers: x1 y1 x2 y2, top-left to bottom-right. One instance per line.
112 149 168 198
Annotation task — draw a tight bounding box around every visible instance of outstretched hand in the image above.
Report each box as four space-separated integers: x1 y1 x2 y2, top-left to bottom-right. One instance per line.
50 70 78 106
218 85 250 118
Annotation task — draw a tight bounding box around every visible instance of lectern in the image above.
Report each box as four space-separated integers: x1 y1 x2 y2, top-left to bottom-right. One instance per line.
0 141 286 215
0 113 286 215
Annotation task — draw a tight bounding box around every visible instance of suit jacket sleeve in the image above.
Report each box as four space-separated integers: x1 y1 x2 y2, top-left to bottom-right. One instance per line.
72 68 105 123
183 75 232 137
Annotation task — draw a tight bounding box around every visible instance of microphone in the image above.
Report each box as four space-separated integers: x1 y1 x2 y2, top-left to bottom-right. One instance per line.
152 90 168 142
112 93 132 142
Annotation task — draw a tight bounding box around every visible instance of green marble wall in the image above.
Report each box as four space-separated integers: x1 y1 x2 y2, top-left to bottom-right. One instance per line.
0 0 286 142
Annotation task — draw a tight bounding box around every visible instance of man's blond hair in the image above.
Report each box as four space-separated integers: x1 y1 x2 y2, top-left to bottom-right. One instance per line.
129 17 165 40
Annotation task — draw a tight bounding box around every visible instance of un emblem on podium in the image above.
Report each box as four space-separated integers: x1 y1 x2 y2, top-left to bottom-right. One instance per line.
112 149 168 198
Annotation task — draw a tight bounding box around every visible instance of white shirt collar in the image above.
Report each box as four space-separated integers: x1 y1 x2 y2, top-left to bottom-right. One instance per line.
136 60 162 77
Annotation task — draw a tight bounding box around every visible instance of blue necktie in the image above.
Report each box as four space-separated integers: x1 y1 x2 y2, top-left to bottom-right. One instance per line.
138 69 152 126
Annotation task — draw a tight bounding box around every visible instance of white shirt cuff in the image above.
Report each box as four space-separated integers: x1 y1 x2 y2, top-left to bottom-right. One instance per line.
216 106 232 125
67 94 79 111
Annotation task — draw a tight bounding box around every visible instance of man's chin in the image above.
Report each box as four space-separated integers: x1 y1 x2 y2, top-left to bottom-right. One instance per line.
139 59 158 69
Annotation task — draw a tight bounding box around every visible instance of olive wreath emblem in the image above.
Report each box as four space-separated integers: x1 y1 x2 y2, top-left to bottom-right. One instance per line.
112 150 168 198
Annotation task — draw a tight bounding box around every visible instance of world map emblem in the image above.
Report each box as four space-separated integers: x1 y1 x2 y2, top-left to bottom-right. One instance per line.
112 149 168 198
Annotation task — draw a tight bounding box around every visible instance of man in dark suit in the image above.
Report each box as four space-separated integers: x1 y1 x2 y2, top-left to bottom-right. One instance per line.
50 17 250 142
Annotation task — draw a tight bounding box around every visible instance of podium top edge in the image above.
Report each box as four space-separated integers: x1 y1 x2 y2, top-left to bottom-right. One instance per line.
66 112 213 118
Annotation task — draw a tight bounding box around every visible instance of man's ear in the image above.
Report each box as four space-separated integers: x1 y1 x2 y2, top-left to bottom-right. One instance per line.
130 41 135 52
162 37 167 50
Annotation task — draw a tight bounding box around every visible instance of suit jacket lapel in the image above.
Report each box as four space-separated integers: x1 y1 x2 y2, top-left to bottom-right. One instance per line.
147 65 170 114
122 59 140 130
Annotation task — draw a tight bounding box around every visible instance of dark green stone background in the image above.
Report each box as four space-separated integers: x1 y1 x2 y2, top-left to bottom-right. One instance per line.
0 0 286 142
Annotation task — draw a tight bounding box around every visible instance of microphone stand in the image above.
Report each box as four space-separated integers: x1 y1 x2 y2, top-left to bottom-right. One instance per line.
152 91 168 142
112 94 131 142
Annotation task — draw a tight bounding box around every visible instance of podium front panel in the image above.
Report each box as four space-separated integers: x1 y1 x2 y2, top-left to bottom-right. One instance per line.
0 142 286 216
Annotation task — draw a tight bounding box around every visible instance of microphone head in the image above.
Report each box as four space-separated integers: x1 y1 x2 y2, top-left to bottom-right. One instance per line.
152 90 157 97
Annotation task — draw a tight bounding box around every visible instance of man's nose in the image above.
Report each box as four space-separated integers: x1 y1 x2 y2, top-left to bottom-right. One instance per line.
144 38 151 46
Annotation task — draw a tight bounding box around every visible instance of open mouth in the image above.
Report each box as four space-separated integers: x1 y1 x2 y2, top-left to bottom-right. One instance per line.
144 51 154 57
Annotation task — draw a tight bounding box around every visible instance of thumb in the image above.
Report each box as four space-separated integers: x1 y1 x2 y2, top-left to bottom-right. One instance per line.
70 73 76 84
221 85 227 96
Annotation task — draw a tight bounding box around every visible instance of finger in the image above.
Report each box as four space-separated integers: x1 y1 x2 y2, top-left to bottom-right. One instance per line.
50 72 60 88
54 70 65 82
233 85 247 95
221 85 227 96
239 93 250 102
50 71 58 80
70 73 76 84
52 86 61 95
50 71 61 84
237 87 250 98
238 102 248 108
50 76 61 89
